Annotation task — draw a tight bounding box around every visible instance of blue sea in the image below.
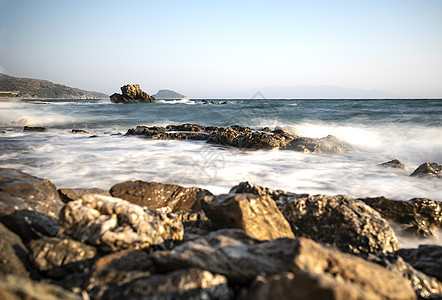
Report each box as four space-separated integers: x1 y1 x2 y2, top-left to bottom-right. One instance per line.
1 98 441 205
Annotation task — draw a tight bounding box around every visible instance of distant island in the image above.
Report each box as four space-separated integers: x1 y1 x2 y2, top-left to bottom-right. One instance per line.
0 74 108 99
152 89 187 99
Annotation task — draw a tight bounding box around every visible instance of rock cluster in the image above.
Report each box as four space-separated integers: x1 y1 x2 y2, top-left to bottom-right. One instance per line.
1 168 441 299
110 84 156 103
127 123 357 153
201 100 231 105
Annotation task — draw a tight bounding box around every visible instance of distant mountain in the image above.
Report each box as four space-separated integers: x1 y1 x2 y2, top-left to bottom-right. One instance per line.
0 74 108 99
152 89 187 99
230 85 392 99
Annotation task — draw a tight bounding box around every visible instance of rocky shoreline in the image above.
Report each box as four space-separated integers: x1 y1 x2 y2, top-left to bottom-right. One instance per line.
0 168 441 299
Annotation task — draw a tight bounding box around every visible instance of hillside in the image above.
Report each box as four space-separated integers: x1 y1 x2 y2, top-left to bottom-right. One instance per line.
152 89 187 99
0 74 108 99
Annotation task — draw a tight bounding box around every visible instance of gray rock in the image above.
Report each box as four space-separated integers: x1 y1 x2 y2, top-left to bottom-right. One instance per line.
58 194 184 252
410 162 442 178
397 245 442 282
0 223 29 277
202 193 294 240
283 135 357 153
0 168 63 219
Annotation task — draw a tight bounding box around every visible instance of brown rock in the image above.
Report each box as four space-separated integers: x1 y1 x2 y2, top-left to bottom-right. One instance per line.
110 84 156 103
379 159 409 171
0 223 29 277
58 187 110 203
110 180 212 212
202 193 294 240
23 126 49 132
71 129 90 134
410 162 442 178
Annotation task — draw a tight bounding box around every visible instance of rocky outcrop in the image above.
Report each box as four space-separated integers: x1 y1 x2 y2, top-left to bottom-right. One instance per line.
0 223 29 277
126 124 356 153
359 197 441 237
0 168 63 219
110 84 156 103
398 245 442 282
110 180 212 212
152 89 186 99
23 126 49 132
202 193 294 240
201 100 231 105
71 129 90 134
58 194 184 252
379 159 409 171
230 181 399 255
410 162 442 178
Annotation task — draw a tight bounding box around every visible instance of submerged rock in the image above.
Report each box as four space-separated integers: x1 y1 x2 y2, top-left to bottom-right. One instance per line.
23 126 49 132
71 129 90 134
379 159 409 171
202 193 294 240
58 194 184 252
110 84 156 103
283 135 357 153
110 180 212 212
410 162 442 178
201 100 231 105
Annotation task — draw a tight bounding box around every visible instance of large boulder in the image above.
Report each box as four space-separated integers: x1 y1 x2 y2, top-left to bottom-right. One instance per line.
230 181 399 255
110 180 212 212
58 194 184 252
410 162 442 178
0 223 29 277
110 84 156 103
151 229 416 299
202 193 294 240
0 168 63 219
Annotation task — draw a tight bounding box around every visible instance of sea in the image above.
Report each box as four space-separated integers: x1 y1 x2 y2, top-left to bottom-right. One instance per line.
0 97 441 245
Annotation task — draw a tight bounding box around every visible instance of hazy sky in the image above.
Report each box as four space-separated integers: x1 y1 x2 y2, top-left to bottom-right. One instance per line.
1 0 441 98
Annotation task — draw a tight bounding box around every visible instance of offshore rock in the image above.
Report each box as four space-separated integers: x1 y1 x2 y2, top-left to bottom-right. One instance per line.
283 135 357 153
398 245 442 282
0 223 29 277
110 84 156 103
0 274 80 300
379 159 409 171
201 100 231 105
103 268 232 300
23 126 49 132
410 162 442 178
202 193 294 240
0 168 63 219
230 181 399 254
58 187 110 203
151 230 416 299
110 180 212 212
359 197 441 237
58 194 184 252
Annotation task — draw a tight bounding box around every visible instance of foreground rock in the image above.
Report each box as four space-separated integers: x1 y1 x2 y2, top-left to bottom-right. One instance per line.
110 84 156 103
58 194 184 252
0 223 29 277
0 168 63 218
152 229 416 299
398 245 442 282
410 162 442 178
110 180 212 212
127 123 356 153
359 197 441 237
231 181 399 255
202 193 294 240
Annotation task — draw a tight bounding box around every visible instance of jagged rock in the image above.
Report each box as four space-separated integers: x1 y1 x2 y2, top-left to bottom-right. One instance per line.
71 129 90 134
0 210 59 244
202 193 294 240
359 197 441 237
58 194 184 252
397 245 442 282
230 181 399 255
201 100 231 105
176 210 213 230
410 162 442 178
58 188 110 203
283 135 357 153
379 159 409 171
110 84 156 103
0 168 63 219
239 271 380 300
0 274 80 300
0 223 29 277
110 180 212 212
23 126 49 132
151 229 416 299
28 237 97 273
103 268 232 300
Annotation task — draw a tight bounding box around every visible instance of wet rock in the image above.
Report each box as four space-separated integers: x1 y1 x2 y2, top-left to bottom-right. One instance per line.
202 193 294 240
0 223 29 277
23 126 49 132
229 181 287 200
176 210 213 230
410 162 442 178
71 129 90 134
379 159 409 171
58 188 110 203
0 168 63 219
110 180 212 212
103 268 232 300
201 100 231 105
58 194 184 252
152 229 416 299
359 197 441 237
283 135 357 153
0 274 80 300
239 271 380 300
110 84 156 103
28 237 97 273
397 245 442 282
0 210 59 244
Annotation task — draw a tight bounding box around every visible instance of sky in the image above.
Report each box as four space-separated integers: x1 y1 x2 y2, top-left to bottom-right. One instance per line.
0 0 441 98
